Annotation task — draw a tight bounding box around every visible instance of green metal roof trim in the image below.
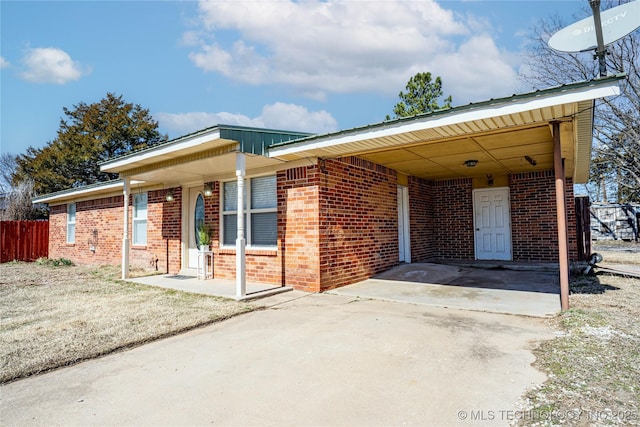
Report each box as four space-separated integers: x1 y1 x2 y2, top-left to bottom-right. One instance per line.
268 74 627 150
99 124 313 167
225 126 315 155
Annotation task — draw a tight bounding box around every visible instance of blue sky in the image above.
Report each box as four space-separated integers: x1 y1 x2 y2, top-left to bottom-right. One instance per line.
1 0 592 157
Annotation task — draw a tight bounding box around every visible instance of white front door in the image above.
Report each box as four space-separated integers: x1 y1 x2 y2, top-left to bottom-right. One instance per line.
397 185 411 263
473 187 512 261
187 187 206 269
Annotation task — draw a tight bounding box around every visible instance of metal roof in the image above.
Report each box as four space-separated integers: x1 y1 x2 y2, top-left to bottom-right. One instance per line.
268 75 625 154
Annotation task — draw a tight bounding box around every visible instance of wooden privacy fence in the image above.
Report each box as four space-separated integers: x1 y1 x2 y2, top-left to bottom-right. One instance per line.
1 221 49 262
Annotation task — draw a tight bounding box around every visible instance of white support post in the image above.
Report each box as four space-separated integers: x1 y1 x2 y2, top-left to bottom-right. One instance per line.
122 177 131 279
236 153 246 298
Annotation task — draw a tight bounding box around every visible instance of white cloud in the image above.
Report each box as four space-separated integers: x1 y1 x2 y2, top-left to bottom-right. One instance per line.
435 36 519 102
20 47 89 84
156 102 338 136
186 0 519 104
0 56 9 69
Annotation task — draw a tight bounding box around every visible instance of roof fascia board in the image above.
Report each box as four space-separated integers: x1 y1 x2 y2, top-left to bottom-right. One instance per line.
33 181 124 204
101 128 222 173
268 80 621 159
33 180 146 204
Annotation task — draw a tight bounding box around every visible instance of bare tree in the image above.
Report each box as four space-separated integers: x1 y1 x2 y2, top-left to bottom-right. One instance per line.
520 1 640 202
0 152 17 193
2 178 47 220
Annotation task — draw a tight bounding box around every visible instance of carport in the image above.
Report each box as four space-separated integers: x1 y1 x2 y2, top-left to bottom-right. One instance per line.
269 76 624 310
329 262 561 317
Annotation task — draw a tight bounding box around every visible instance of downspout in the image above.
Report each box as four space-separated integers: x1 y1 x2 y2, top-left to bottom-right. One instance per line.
553 122 570 311
122 177 130 279
236 153 246 298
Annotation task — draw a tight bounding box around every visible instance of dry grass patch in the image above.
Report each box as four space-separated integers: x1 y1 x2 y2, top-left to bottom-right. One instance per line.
517 243 640 426
0 263 256 384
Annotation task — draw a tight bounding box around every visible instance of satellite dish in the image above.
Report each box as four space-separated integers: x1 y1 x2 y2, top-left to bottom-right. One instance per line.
548 0 640 52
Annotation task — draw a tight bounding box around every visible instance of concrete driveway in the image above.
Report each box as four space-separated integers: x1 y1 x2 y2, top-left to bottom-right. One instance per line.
329 263 561 317
1 291 555 426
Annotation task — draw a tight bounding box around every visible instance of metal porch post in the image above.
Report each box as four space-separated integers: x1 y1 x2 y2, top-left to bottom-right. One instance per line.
553 122 570 311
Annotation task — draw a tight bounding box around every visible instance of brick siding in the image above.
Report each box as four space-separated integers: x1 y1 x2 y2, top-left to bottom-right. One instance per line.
510 171 578 262
48 187 182 273
408 176 435 262
47 164 580 291
431 178 475 260
277 165 321 291
318 157 398 291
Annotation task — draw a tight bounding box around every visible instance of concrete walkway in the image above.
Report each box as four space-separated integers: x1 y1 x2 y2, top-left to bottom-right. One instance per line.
127 274 293 301
1 292 556 426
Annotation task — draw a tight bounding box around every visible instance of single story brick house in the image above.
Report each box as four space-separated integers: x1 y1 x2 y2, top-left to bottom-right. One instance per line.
34 76 623 305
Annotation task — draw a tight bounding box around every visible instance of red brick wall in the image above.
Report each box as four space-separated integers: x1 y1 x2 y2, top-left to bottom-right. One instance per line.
210 158 399 291
146 188 182 274
408 176 435 262
48 204 68 259
49 196 124 265
318 157 398 291
432 178 475 260
48 187 182 273
510 171 578 262
278 166 321 291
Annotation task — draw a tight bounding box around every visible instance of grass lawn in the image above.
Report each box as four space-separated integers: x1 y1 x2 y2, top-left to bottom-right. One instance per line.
516 242 640 426
0 262 257 384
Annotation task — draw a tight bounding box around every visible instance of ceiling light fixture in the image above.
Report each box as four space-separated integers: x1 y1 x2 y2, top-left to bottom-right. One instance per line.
464 159 478 168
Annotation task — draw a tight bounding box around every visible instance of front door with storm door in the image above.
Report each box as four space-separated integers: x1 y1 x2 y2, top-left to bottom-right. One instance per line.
473 187 512 261
187 188 206 269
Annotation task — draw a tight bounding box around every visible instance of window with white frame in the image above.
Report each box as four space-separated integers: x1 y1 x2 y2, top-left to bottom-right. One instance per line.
222 175 277 247
133 193 148 246
66 203 76 243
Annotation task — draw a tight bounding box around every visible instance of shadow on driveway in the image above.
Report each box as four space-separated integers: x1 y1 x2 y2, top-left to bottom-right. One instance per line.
329 263 561 317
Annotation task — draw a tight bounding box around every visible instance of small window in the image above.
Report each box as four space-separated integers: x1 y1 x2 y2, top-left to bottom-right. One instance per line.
133 193 147 246
222 175 277 247
66 203 76 244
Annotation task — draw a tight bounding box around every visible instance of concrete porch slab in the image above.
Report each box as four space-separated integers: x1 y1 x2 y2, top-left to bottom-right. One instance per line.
125 275 292 301
328 263 561 317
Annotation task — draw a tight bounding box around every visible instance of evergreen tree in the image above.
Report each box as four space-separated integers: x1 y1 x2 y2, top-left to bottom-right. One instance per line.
388 72 452 119
15 93 167 194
